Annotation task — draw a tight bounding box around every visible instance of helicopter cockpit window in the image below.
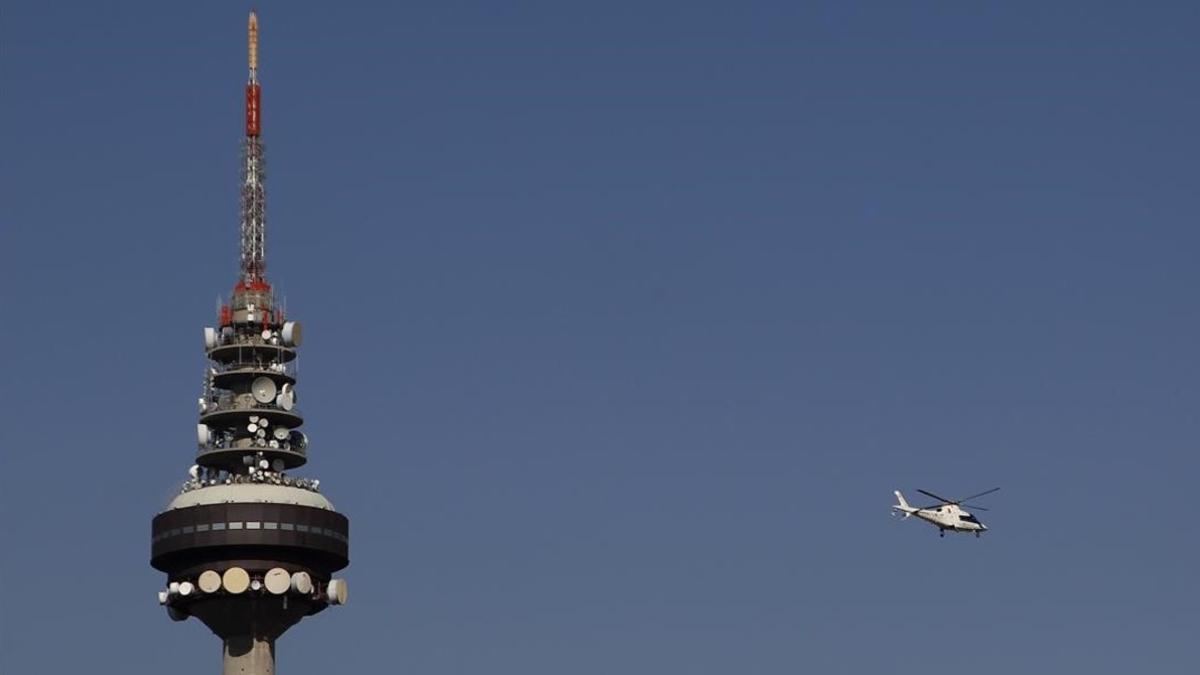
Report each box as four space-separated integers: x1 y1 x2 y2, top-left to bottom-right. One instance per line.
959 514 979 524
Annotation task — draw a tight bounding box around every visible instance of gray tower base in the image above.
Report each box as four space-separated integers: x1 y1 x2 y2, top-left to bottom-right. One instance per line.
224 637 275 675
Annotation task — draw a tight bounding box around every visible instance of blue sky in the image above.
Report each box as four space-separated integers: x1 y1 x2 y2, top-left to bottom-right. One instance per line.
1 2 1197 673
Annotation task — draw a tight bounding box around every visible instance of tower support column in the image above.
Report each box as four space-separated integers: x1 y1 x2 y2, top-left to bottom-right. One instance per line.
223 636 275 675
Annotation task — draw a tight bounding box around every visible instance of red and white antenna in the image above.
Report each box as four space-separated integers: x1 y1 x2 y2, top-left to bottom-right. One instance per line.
239 10 267 290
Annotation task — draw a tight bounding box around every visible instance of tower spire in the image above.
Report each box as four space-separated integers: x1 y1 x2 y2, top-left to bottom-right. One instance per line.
240 10 266 289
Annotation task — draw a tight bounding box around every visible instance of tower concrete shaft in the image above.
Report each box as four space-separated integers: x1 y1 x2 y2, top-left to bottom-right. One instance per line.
151 13 349 674
224 637 275 675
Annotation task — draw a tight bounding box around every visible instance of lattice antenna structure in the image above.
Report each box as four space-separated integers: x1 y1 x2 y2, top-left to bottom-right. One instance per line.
240 10 266 288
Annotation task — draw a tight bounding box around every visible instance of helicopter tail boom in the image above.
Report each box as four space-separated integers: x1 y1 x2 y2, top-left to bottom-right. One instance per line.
893 490 917 517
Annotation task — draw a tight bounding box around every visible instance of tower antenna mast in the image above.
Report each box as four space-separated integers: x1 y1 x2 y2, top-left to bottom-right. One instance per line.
240 10 266 289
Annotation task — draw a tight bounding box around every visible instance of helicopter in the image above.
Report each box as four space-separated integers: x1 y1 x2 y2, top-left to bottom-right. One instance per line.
892 488 999 538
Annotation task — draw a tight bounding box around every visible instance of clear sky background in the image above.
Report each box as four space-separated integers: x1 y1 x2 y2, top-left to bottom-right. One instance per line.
1 1 1197 673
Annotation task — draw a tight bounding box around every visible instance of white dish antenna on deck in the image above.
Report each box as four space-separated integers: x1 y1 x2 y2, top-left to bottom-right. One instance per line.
251 376 277 403
290 571 313 594
327 579 348 605
198 570 222 594
277 382 295 411
281 321 302 347
264 568 290 595
222 568 250 594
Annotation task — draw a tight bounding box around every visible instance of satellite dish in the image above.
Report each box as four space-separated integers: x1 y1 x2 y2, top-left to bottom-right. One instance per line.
168 582 180 595
251 377 277 404
278 392 294 411
293 432 308 449
264 568 290 595
198 570 221 594
261 329 272 340
197 397 207 414
249 415 260 423
203 327 218 349
157 591 169 605
188 465 199 480
223 568 250 594
327 578 348 605
281 321 303 347
290 571 313 595
258 417 269 427
259 459 270 469
272 458 284 472
273 426 289 440
247 423 258 434
196 424 211 447
250 580 263 592
178 581 195 596
256 428 267 439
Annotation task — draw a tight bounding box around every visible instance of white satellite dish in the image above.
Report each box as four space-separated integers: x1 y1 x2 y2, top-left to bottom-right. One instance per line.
198 397 207 414
268 439 279 448
273 426 290 440
258 417 269 427
277 383 295 410
249 415 260 423
290 571 313 595
282 321 303 347
168 582 180 595
247 423 259 434
250 580 263 592
157 591 168 605
251 376 277 404
256 428 267 439
223 568 250 594
326 578 348 605
196 424 212 447
198 570 222 594
178 581 195 596
259 459 270 469
204 326 218 349
261 329 272 340
188 465 199 480
264 568 290 595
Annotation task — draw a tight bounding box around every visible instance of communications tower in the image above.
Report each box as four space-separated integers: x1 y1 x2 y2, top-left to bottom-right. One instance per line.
151 13 349 674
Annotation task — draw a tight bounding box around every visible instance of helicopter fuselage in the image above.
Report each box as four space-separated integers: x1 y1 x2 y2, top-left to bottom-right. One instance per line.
912 504 987 534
